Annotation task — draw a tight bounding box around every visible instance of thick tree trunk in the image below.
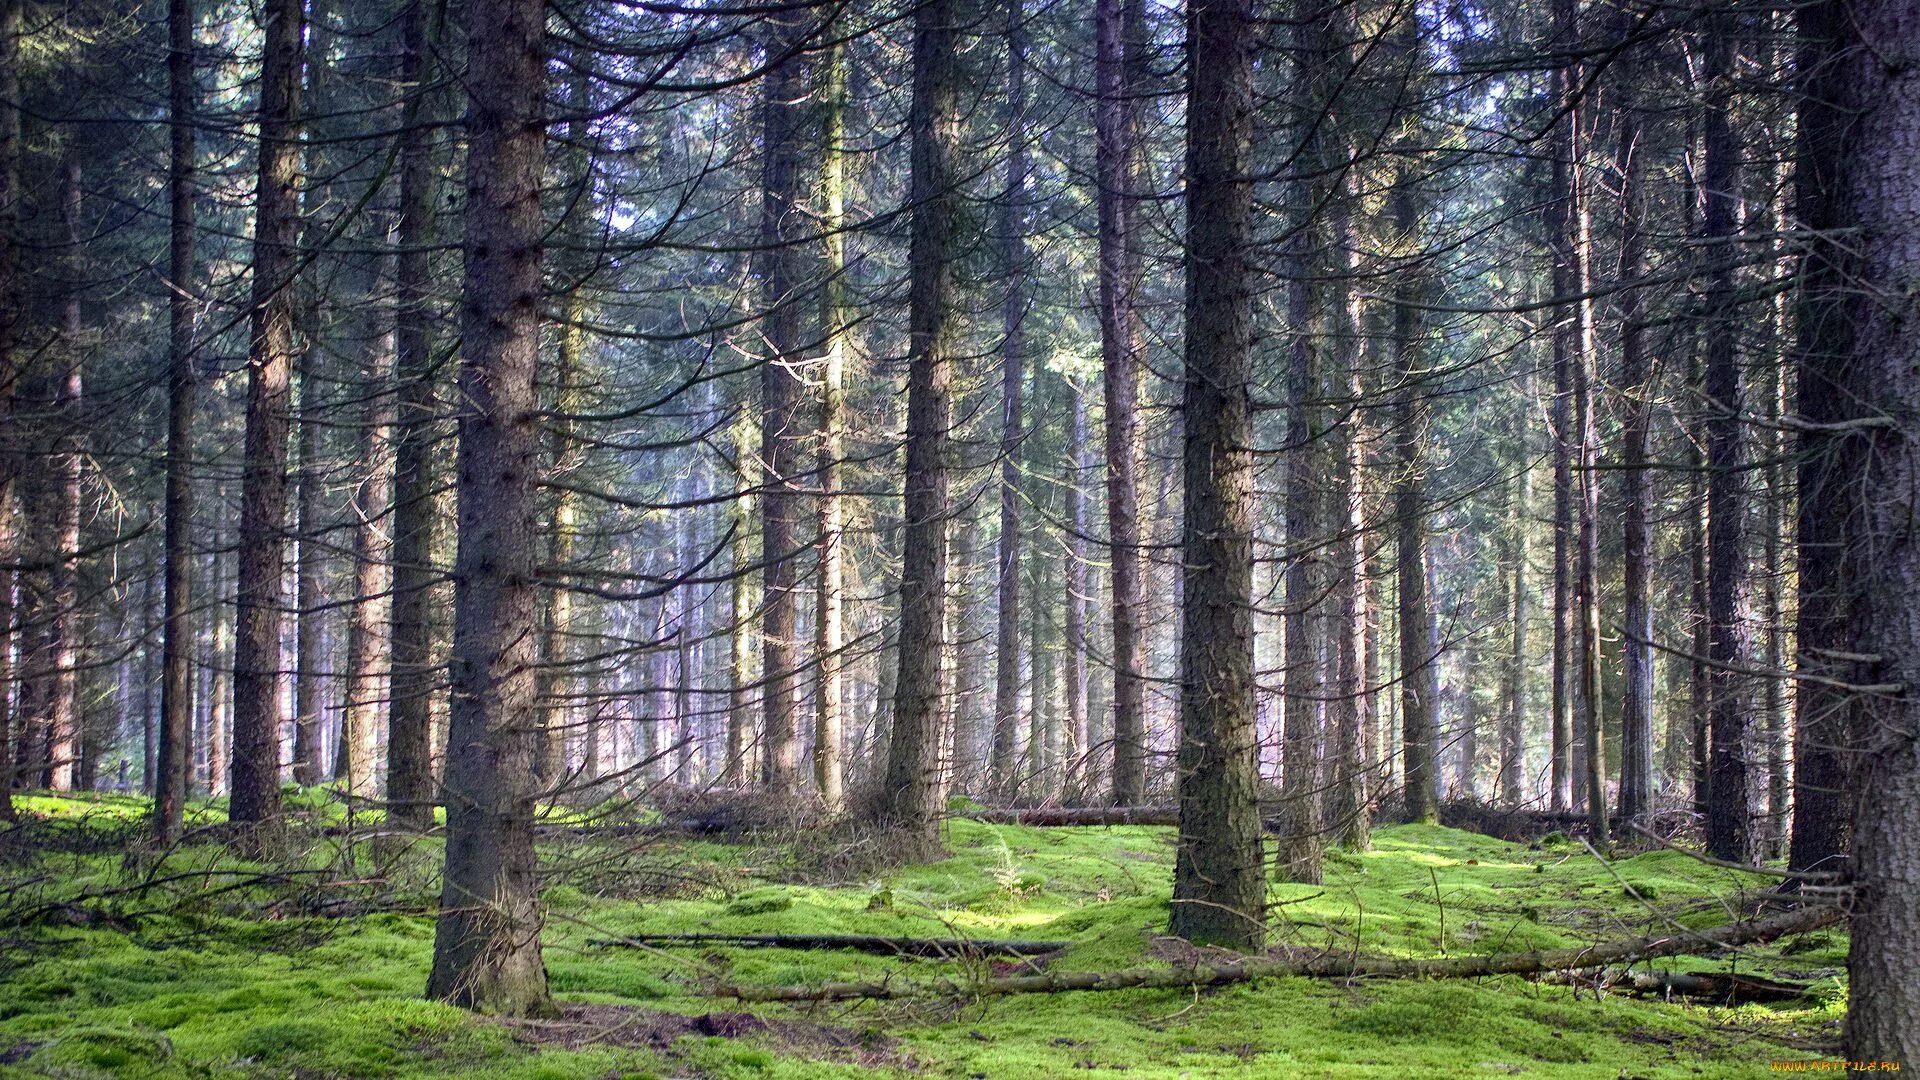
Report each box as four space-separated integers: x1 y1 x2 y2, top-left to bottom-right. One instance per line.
1795 0 1920 1057
384 0 440 831
1171 0 1264 952
228 0 304 840
877 0 961 856
425 0 551 1016
1095 0 1148 807
756 11 812 797
1701 23 1756 864
342 255 394 805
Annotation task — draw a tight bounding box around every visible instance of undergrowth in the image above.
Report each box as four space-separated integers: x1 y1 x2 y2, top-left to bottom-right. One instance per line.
0 793 1846 1078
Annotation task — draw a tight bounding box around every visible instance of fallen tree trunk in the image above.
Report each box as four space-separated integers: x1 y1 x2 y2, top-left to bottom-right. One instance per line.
592 933 1069 957
717 901 1840 1002
960 806 1181 827
1556 967 1816 1005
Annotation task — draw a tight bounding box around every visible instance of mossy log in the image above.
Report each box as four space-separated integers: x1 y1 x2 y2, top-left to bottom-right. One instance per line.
591 933 1070 957
717 901 1840 1002
1558 967 1817 1004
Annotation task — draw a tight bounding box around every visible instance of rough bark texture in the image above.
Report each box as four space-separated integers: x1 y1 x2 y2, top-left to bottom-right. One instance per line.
1702 22 1757 865
228 0 304 839
878 0 960 856
1805 0 1920 1057
756 11 812 797
425 0 551 1016
384 0 439 831
1095 0 1148 806
1499 364 1531 808
1170 0 1264 952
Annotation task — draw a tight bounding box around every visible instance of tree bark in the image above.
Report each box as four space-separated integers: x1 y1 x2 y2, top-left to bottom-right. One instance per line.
0 0 17 822
425 0 551 1016
152 0 196 839
1612 12 1654 828
1796 0 1920 1057
877 0 961 856
1391 175 1440 826
228 0 304 841
1701 20 1756 865
384 0 441 831
812 33 848 811
756 11 813 797
991 0 1027 799
1095 0 1148 807
1171 0 1264 952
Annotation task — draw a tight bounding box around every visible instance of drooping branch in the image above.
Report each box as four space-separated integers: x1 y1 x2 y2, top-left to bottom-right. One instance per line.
592 933 1069 957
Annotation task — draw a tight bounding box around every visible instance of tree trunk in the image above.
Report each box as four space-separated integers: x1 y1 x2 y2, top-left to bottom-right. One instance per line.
1391 176 1440 826
1499 362 1531 807
1795 0 1920 1057
294 355 326 787
228 0 304 840
1701 21 1756 865
812 33 848 811
1064 380 1091 797
153 0 195 840
1613 18 1654 828
1095 0 1148 807
342 251 394 804
756 11 813 797
991 0 1028 800
0 0 17 822
384 0 440 831
425 0 551 1016
1171 0 1263 952
877 0 960 856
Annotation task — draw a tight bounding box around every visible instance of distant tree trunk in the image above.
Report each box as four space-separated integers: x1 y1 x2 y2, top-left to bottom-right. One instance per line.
1687 411 1710 816
1095 0 1147 806
1701 22 1756 864
342 255 394 805
1800 0 1920 1057
813 33 848 811
1391 179 1440 827
229 0 304 840
29 159 86 793
1170 0 1264 952
1613 23 1655 827
724 405 757 785
1327 208 1370 850
757 11 813 797
153 0 195 839
1571 159 1607 844
384 0 440 831
1546 0 1576 817
425 0 551 1016
877 0 960 855
1499 362 1531 807
991 0 1028 800
295 359 326 787
1064 381 1090 796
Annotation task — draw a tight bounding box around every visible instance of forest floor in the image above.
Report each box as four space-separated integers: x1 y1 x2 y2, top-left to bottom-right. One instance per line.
0 791 1847 1079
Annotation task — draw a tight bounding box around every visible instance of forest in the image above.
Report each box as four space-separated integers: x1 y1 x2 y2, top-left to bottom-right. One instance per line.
0 0 1915 1073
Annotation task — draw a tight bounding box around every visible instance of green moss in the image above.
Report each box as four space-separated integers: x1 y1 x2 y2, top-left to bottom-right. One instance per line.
1 792 1846 1079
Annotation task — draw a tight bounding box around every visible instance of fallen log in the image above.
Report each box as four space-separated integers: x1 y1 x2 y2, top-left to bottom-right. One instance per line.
591 932 1069 957
717 899 1840 1002
1558 967 1817 1005
959 806 1181 827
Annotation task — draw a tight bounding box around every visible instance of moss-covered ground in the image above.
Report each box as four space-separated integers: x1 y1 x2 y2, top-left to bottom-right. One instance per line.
0 792 1847 1078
